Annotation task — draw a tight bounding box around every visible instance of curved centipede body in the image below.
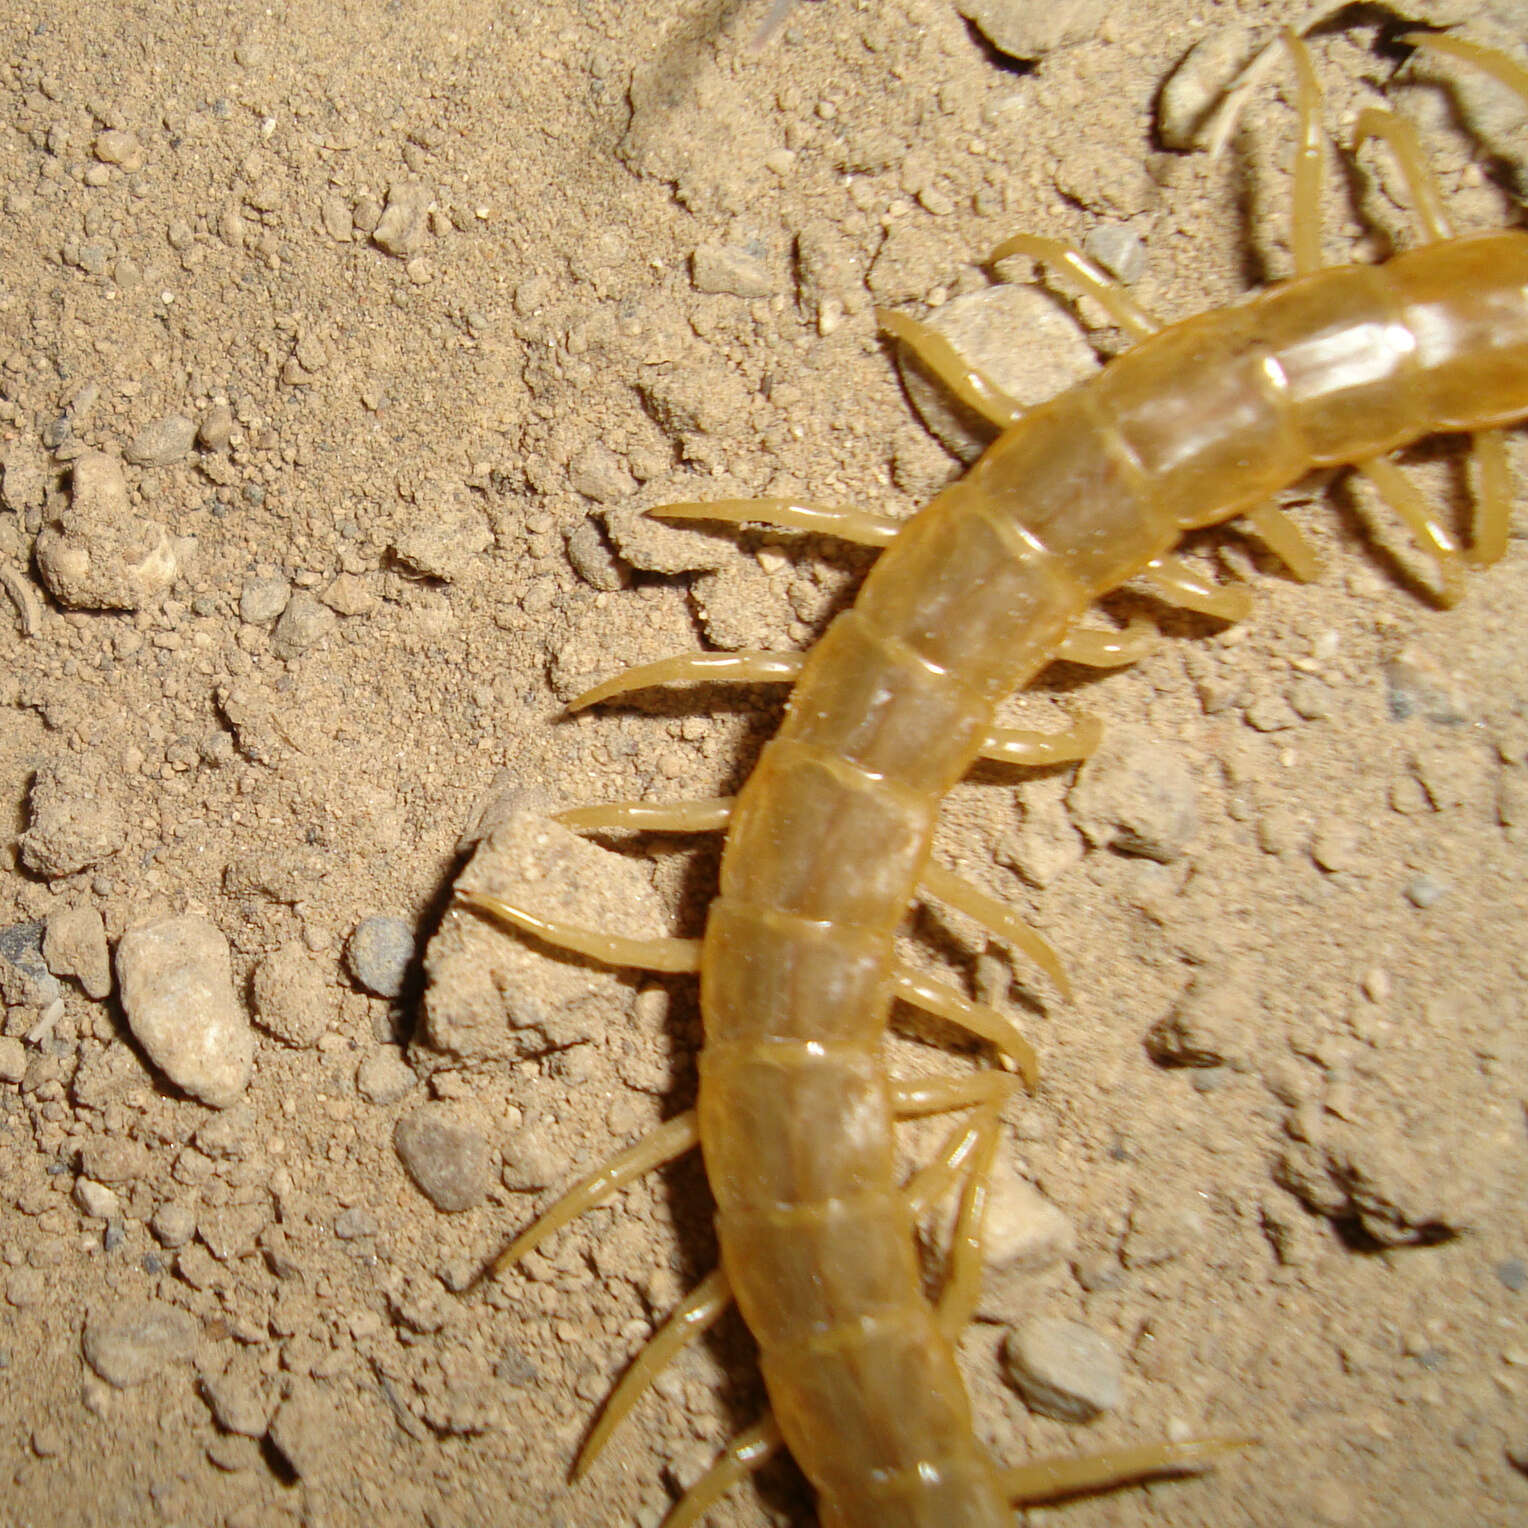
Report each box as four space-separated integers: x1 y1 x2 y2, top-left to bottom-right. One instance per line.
460 27 1528 1528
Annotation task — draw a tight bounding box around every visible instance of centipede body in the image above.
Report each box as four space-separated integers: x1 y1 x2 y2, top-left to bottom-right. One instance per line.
460 13 1528 1528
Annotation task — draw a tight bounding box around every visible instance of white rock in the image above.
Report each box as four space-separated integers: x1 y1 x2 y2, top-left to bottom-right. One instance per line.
116 914 252 1108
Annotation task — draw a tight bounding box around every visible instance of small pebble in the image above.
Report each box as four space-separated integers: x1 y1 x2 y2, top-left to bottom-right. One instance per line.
19 763 127 879
116 915 253 1108
394 1104 491 1212
1082 224 1146 284
347 916 415 998
1496 1258 1527 1292
356 1048 417 1105
691 241 774 298
34 451 178 610
1001 1316 1122 1421
124 414 197 467
74 1179 121 1220
238 575 290 625
1068 727 1199 862
201 1370 270 1437
151 1202 198 1249
82 1301 197 1388
1309 818 1363 874
1405 874 1449 909
93 129 145 171
42 904 112 998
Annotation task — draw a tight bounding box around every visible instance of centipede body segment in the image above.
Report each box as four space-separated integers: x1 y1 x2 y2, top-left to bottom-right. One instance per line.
462 27 1528 1528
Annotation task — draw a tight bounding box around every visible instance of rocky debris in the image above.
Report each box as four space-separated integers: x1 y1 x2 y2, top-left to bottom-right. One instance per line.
422 795 667 1060
116 914 253 1108
691 238 775 298
371 180 433 258
356 1047 417 1105
1157 29 1259 149
896 284 1098 464
393 1103 491 1212
0 1037 25 1082
238 574 290 625
82 1301 198 1388
269 591 336 659
267 1382 338 1479
1275 1101 1504 1247
563 519 627 590
34 451 181 610
0 920 60 1008
19 762 127 879
250 942 334 1047
1001 1316 1122 1421
93 129 145 171
150 1202 198 1249
1146 965 1256 1068
42 905 112 999
390 484 492 580
1 440 47 514
123 414 196 467
1067 726 1200 862
568 441 637 504
956 0 1106 58
346 915 414 998
201 1364 270 1437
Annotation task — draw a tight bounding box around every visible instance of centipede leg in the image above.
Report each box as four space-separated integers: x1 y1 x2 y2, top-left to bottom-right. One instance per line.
458 890 703 973
1469 427 1513 567
1282 29 1327 278
889 961 1038 1084
1353 106 1454 243
1355 451 1467 606
574 1268 733 1478
648 498 900 548
1054 617 1157 668
918 860 1070 1001
997 1435 1253 1506
488 1110 700 1277
1242 502 1322 582
977 714 1103 767
555 797 735 834
1138 552 1255 622
663 1418 784 1528
568 651 803 711
894 1072 1016 1337
989 232 1161 341
876 307 1027 429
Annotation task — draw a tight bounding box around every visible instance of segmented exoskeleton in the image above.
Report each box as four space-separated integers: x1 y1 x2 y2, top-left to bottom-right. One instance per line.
460 29 1528 1528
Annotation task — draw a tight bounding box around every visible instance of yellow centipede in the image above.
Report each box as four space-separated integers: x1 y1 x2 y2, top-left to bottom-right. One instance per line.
460 27 1528 1528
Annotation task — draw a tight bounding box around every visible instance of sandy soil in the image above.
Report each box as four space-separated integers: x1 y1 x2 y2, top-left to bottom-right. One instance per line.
2 1 1527 1525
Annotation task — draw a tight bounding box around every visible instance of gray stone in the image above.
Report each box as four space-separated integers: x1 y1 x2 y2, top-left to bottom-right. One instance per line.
346 916 414 998
394 1104 491 1212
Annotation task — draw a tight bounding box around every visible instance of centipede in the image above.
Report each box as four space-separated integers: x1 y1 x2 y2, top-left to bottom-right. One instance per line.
457 25 1528 1528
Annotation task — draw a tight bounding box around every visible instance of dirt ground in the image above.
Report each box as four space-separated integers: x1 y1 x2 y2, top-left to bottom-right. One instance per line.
2 0 1528 1525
